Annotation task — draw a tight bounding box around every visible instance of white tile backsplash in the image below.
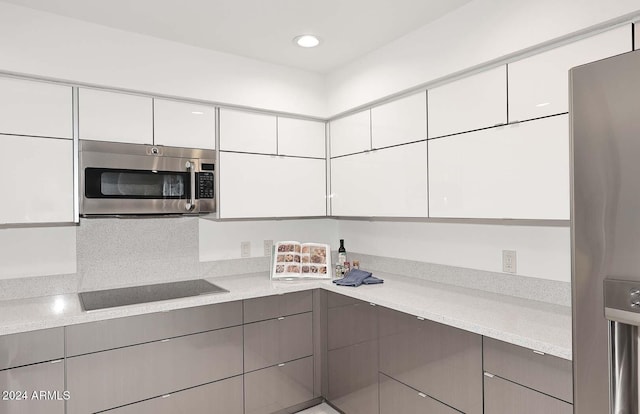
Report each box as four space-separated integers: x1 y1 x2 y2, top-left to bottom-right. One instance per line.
337 220 571 282
199 218 338 261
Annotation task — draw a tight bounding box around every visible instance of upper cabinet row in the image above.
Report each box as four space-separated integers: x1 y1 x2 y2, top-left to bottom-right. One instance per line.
79 89 215 149
330 92 427 157
329 25 631 157
219 109 325 159
79 90 325 157
0 77 74 225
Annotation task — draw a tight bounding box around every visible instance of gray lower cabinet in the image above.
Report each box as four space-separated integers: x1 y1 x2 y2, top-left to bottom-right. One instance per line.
103 375 244 414
244 312 313 372
378 306 482 414
0 360 65 414
327 339 379 414
0 328 64 370
379 373 460 414
245 356 314 414
484 374 572 414
66 301 242 356
327 293 377 350
66 326 243 414
244 290 313 323
483 337 572 403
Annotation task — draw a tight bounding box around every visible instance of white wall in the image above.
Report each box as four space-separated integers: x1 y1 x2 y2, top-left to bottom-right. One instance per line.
0 226 76 280
199 218 338 261
326 0 640 115
338 221 571 282
0 2 327 117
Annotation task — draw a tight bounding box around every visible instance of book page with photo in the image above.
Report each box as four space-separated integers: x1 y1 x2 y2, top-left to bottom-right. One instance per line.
272 241 331 279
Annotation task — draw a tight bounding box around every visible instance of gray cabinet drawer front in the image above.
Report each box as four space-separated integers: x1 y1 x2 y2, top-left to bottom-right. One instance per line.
327 340 379 414
380 373 460 414
484 374 573 414
0 328 64 370
328 300 377 350
244 290 312 323
66 300 242 356
244 312 313 372
66 326 243 414
0 360 65 414
483 337 573 403
245 356 314 414
327 291 360 308
103 375 243 414
379 307 482 414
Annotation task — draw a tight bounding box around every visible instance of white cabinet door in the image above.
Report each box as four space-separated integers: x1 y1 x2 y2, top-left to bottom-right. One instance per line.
331 142 428 217
277 117 325 158
428 115 569 220
371 92 427 149
153 99 215 149
79 88 152 144
330 110 371 157
428 66 507 138
0 135 73 224
219 152 326 218
635 23 639 50
219 109 277 154
509 26 632 122
0 77 72 139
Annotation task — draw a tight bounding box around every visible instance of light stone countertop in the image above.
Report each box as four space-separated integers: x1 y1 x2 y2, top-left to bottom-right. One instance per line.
0 271 572 360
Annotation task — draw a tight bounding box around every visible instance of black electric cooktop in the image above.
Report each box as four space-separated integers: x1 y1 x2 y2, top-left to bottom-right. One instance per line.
78 279 228 312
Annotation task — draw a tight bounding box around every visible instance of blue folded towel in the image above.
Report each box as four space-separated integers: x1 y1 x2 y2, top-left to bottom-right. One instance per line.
362 275 384 285
333 269 384 287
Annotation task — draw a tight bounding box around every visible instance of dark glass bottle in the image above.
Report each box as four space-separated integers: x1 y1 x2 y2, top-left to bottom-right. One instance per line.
338 239 347 265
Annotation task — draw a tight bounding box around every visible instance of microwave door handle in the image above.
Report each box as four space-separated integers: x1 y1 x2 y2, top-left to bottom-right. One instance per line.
185 161 196 212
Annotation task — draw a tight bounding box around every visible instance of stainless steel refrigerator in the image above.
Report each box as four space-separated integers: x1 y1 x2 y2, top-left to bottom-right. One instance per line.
572 48 640 413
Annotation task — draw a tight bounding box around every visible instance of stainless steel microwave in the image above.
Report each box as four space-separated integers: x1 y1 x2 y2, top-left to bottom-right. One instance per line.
79 140 215 216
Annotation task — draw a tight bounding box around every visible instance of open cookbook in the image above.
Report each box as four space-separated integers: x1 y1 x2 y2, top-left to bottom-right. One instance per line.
271 241 332 279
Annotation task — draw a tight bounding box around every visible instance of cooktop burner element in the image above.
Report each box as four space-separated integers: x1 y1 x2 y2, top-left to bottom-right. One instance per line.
78 279 228 311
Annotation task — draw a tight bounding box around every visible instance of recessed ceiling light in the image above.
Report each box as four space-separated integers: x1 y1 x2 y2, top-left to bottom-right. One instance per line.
191 111 204 115
535 102 550 107
294 34 320 48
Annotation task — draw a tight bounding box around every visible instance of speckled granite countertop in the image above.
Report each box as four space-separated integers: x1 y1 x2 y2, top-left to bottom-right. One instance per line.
0 272 572 360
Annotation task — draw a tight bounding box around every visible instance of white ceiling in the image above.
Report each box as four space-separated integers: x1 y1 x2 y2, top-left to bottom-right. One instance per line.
2 0 472 73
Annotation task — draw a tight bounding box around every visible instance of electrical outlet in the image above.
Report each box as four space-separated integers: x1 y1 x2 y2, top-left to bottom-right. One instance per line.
502 250 517 274
264 240 273 257
241 241 251 258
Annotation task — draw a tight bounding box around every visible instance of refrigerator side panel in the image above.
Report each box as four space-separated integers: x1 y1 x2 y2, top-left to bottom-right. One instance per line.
571 49 640 414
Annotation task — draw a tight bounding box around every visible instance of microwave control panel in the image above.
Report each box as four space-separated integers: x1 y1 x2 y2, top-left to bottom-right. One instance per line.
197 163 215 199
197 173 214 199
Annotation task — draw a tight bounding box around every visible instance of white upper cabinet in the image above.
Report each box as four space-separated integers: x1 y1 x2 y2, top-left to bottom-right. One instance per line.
0 77 72 139
509 26 632 122
0 134 73 224
219 109 277 154
371 92 427 149
219 152 326 218
153 99 215 149
331 141 428 217
277 117 325 158
330 110 371 157
79 88 153 145
428 66 507 138
428 114 569 220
